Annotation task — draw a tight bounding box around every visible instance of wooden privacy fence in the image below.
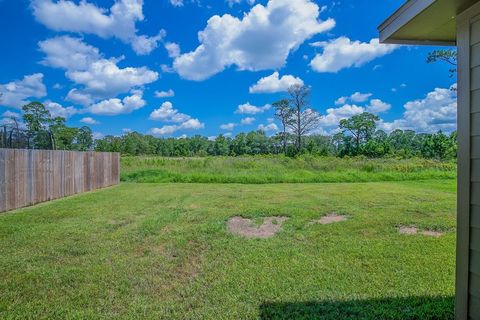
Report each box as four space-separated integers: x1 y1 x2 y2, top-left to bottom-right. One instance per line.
0 149 120 213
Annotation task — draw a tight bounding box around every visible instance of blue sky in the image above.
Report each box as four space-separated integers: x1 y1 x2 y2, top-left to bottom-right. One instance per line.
0 0 457 139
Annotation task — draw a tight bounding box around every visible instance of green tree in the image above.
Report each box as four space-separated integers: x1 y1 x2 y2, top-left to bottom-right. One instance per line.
245 130 269 155
22 102 54 149
420 131 457 160
189 135 209 156
22 102 52 132
95 135 122 152
427 49 457 77
213 135 229 156
231 133 248 156
75 126 93 151
303 135 334 156
362 130 391 157
50 117 79 150
339 112 380 155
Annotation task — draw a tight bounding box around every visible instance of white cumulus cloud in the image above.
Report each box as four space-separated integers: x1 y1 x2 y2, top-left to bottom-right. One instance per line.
149 101 204 135
80 117 99 125
258 123 278 132
66 89 94 106
335 92 372 105
366 99 391 114
155 89 175 98
2 111 21 119
45 101 79 118
240 117 255 125
149 101 191 122
87 92 146 116
220 123 236 131
39 36 101 71
249 72 304 94
39 36 158 103
310 37 398 73
173 0 335 80
170 0 184 7
165 42 181 58
379 85 457 133
227 0 256 6
235 102 271 114
32 0 165 55
180 118 204 130
317 104 365 133
0 73 47 109
67 59 158 99
150 119 204 136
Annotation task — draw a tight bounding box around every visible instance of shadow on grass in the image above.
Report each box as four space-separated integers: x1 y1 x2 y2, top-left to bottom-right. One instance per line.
259 296 454 320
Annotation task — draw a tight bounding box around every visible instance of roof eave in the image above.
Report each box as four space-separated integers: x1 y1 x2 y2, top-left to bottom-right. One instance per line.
382 38 456 46
378 0 436 44
378 0 455 46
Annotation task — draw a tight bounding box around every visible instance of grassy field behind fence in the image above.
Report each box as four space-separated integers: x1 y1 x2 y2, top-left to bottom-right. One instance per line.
121 156 457 184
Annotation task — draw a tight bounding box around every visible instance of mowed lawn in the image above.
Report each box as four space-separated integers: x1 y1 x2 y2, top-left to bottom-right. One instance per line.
0 180 456 319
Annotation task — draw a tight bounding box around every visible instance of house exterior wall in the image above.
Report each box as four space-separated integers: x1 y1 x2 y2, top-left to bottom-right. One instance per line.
457 3 480 319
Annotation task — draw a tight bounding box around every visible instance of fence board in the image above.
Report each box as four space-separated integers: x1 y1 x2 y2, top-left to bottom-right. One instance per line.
0 149 120 213
6 149 15 211
0 149 6 212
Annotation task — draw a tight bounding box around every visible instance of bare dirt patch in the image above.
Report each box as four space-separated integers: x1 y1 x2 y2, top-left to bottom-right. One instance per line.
420 230 444 237
227 216 288 238
399 226 418 235
310 214 349 225
398 226 444 237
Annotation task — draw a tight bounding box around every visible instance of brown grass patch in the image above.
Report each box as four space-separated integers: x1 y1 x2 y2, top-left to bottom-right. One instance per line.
398 226 444 237
309 214 349 225
227 216 288 238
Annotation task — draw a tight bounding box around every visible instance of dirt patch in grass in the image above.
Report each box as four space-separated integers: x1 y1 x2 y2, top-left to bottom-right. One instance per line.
398 226 418 235
399 226 444 237
422 230 444 237
309 214 349 225
227 216 288 238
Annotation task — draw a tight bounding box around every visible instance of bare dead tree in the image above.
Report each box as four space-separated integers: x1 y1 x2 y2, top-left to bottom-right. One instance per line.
273 99 293 154
286 84 321 153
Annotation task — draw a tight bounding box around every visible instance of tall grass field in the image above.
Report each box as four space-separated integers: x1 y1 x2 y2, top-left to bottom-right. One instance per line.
121 155 456 184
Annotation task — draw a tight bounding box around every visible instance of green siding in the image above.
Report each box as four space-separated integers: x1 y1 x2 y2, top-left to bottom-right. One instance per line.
471 66 480 90
473 161 480 182
472 89 480 113
472 206 480 228
470 17 480 319
472 250 480 277
471 19 480 45
473 113 480 136
472 184 480 206
473 136 480 159
470 294 480 320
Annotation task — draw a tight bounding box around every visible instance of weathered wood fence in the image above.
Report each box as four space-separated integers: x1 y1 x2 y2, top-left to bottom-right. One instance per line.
0 149 120 213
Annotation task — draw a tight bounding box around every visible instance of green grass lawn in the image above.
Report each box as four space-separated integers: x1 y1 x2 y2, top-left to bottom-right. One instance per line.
0 180 456 319
121 156 456 184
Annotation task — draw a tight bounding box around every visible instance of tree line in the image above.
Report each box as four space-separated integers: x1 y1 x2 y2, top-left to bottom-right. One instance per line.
2 102 93 151
95 83 456 160
7 85 457 161
94 127 456 160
